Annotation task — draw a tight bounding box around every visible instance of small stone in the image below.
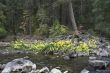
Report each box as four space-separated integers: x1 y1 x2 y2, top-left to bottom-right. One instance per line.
69 53 77 58
50 68 62 73
63 56 70 60
80 68 89 73
39 67 49 73
89 56 97 60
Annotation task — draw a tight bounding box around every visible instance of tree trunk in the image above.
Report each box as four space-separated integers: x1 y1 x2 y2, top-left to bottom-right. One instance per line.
68 0 79 35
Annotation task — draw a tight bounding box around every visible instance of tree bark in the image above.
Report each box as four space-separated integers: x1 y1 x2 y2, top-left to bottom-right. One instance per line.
68 0 79 35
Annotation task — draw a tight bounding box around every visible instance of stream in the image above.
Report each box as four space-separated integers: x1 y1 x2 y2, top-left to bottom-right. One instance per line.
0 47 110 73
0 53 89 73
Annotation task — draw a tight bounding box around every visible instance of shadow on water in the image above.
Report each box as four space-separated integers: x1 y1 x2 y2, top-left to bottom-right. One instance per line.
0 53 88 73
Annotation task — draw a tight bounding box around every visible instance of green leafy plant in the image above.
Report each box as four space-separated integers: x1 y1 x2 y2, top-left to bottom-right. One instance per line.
10 39 28 49
0 27 7 38
10 37 97 53
35 24 49 36
75 41 89 52
87 38 97 48
10 39 73 52
30 41 46 51
49 20 69 37
45 40 73 51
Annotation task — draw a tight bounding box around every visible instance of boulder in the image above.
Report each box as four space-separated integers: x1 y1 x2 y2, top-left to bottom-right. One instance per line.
81 68 110 73
88 60 109 70
1 57 36 73
81 65 97 73
50 68 62 73
91 48 110 57
98 49 109 57
94 70 110 73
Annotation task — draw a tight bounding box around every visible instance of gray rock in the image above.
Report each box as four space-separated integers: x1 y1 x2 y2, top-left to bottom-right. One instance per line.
89 57 97 60
1 57 36 73
80 68 89 73
77 52 89 57
50 68 62 73
29 67 49 73
99 49 109 57
63 71 68 73
69 53 77 58
94 70 110 73
0 64 6 70
88 59 109 69
0 64 2 69
81 68 110 73
39 67 49 73
91 48 110 57
63 56 70 60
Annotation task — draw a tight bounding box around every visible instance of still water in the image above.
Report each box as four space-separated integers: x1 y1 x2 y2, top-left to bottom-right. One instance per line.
0 53 88 73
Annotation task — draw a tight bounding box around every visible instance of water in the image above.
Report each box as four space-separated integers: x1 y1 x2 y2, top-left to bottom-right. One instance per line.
0 53 88 73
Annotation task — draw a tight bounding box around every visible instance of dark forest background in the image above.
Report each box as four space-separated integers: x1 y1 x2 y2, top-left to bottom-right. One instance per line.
0 0 110 39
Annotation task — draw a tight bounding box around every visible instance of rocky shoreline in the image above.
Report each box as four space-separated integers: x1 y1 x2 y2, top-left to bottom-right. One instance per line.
0 57 68 73
1 34 110 73
81 56 110 73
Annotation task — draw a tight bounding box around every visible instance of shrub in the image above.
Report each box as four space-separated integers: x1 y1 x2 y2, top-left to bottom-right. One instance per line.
0 27 7 38
49 20 69 37
35 24 49 36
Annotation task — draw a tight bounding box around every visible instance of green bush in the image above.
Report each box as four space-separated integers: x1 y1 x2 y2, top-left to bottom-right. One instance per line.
49 20 69 37
0 27 7 38
35 24 49 36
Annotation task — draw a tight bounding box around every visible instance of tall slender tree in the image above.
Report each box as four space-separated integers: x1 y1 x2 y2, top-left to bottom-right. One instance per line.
68 0 79 35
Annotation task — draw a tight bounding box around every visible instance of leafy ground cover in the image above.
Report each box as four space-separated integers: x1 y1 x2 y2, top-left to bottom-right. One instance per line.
10 34 97 54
